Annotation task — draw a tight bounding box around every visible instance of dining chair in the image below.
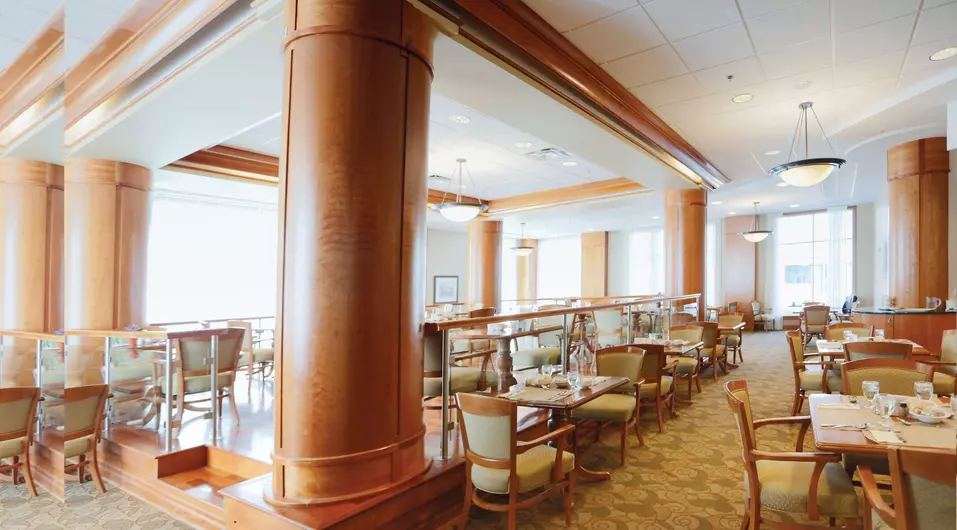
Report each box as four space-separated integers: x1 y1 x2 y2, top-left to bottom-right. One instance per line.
840 359 934 396
592 309 624 348
0 387 41 496
693 321 729 381
926 329 956 395
669 325 704 399
228 320 275 393
64 384 110 493
717 312 745 363
751 301 773 331
825 323 874 341
570 345 645 464
670 312 695 327
725 380 860 530
802 305 830 346
728 302 739 312
455 392 575 530
859 446 956 530
636 343 677 433
843 341 913 362
786 331 842 415
423 332 497 406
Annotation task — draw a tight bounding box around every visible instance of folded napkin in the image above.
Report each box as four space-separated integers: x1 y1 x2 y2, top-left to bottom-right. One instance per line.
817 403 860 410
817 341 842 349
865 430 905 445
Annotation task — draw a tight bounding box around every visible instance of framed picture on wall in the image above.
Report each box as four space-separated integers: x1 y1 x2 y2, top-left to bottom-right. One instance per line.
433 276 459 304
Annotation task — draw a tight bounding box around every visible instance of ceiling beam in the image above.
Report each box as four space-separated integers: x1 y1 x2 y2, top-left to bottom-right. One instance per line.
164 145 280 184
486 177 647 214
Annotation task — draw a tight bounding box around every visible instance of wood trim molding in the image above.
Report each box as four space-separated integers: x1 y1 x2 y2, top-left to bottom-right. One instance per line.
413 0 728 189
165 145 280 184
486 177 646 214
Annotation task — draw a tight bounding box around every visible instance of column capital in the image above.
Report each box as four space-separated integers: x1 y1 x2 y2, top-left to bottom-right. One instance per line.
64 159 152 191
0 158 63 188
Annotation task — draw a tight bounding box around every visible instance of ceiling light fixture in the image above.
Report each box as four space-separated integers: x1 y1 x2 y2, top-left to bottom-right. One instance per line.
711 200 723 205
929 47 957 61
511 223 535 256
732 93 754 103
765 150 781 156
728 211 737 215
776 182 789 187
769 101 845 187
448 115 471 124
793 80 812 90
430 158 488 222
738 202 772 243
790 204 800 208
652 215 661 220
563 161 578 167
515 141 533 148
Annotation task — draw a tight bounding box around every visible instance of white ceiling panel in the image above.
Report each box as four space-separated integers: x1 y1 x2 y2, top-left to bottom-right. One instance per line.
902 36 957 73
672 22 755 71
641 0 740 41
628 74 707 106
693 56 765 92
747 0 830 54
522 0 637 32
911 2 957 46
922 0 956 8
833 0 920 32
757 37 833 80
563 6 664 63
603 44 687 87
736 0 808 19
834 51 905 87
835 15 916 63
0 0 60 76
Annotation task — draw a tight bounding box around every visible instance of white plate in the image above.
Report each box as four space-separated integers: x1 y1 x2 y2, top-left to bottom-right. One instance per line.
909 409 953 424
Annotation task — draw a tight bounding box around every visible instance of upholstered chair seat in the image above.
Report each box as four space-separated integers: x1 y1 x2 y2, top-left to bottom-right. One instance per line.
724 334 741 346
799 369 843 393
471 445 575 494
747 460 859 518
111 363 153 383
0 388 41 496
805 325 826 333
511 347 561 368
675 356 698 374
0 437 25 459
423 367 498 397
571 394 635 422
158 372 233 397
63 435 93 459
239 347 274 365
933 371 955 395
860 446 955 530
639 375 672 397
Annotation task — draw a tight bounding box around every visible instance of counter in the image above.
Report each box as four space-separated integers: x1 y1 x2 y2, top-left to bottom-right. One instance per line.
853 308 956 355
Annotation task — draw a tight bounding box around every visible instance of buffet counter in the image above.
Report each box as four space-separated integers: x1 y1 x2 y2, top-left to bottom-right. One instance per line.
853 308 956 355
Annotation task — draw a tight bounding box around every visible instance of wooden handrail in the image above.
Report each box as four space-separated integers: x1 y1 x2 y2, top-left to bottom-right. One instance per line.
0 330 65 343
63 328 245 341
148 315 274 327
499 294 665 304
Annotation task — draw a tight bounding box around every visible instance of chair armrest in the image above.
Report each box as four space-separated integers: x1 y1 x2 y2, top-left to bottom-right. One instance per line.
919 360 956 366
517 424 575 454
748 450 841 463
453 349 494 362
663 359 679 372
753 416 811 429
859 465 895 526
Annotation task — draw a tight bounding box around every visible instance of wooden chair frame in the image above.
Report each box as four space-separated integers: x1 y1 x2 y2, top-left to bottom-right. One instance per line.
725 380 859 530
694 321 730 381
0 387 41 496
785 331 836 414
751 301 772 331
859 446 955 530
456 392 575 530
64 384 110 493
671 324 705 399
919 329 956 395
842 340 913 362
840 358 934 395
718 312 745 363
635 343 678 433
228 320 274 394
802 305 830 346
581 345 646 463
824 323 874 341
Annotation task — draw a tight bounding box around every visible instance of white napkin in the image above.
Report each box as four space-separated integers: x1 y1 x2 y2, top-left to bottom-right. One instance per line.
866 430 905 444
817 403 859 410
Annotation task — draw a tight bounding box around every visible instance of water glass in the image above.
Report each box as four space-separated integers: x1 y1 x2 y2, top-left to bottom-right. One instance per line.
878 395 896 428
513 372 527 390
843 330 853 341
567 370 582 390
540 364 554 389
875 329 885 340
914 381 934 401
862 380 879 406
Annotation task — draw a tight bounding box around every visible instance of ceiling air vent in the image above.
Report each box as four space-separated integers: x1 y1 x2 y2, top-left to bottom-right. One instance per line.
525 147 570 160
428 174 451 186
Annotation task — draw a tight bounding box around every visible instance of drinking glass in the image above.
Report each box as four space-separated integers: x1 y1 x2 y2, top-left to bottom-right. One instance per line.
914 381 934 401
512 372 527 390
875 329 885 340
848 333 859 342
843 330 853 341
540 364 554 389
878 395 896 428
567 370 582 390
862 381 879 407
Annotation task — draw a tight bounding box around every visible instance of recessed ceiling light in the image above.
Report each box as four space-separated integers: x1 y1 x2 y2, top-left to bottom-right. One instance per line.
776 182 789 187
711 201 723 205
562 161 578 167
586 228 596 231
448 115 471 124
764 150 781 156
929 47 957 61
728 211 737 215
731 93 753 104
652 215 660 220
514 141 532 148
793 80 812 90
790 204 800 208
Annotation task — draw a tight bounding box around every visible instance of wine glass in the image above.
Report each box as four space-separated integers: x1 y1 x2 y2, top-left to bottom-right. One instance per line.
862 380 879 407
878 395 896 429
512 372 527 391
567 370 582 391
914 381 934 401
540 364 554 389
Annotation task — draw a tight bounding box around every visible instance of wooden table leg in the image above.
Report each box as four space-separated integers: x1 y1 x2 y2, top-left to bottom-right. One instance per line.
495 337 516 392
548 409 611 482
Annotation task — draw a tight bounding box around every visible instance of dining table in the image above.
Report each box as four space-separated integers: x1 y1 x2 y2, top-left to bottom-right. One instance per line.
810 394 956 455
811 338 930 360
450 325 564 390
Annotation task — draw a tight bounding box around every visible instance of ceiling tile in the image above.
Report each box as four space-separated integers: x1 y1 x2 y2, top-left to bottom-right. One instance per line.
758 37 833 79
746 0 830 54
628 73 707 106
641 0 740 41
0 34 21 74
693 56 766 92
922 0 956 9
835 14 915 63
522 0 637 33
833 0 920 32
911 3 957 46
834 50 905 87
737 0 809 19
902 35 957 72
0 2 51 42
603 44 687 87
563 6 665 63
672 22 755 71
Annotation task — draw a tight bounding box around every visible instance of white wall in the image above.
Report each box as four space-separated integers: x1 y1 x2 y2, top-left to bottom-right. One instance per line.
855 203 875 307
425 229 468 305
607 231 630 295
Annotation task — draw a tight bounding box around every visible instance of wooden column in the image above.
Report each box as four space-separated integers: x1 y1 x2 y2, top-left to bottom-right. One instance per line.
0 159 63 386
887 137 950 308
581 231 608 298
665 189 706 320
269 0 435 505
516 239 537 303
63 159 151 385
467 220 502 311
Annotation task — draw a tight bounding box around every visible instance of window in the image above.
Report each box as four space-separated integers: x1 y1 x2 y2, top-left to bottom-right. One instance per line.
626 228 665 295
536 235 581 298
775 208 854 308
705 221 720 306
500 237 517 302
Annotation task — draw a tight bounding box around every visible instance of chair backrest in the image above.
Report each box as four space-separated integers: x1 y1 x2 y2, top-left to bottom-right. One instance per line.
65 384 108 439
728 302 738 312
423 332 443 375
227 320 255 359
691 321 719 348
886 446 957 530
469 308 496 318
717 312 744 327
456 392 515 468
724 379 757 452
175 328 245 383
841 359 934 396
535 315 565 347
668 325 703 344
636 343 666 382
940 330 956 376
670 313 694 327
593 309 623 333
750 301 761 313
825 322 874 341
844 340 912 361
785 330 806 378
595 345 645 394
804 305 830 326
0 387 40 446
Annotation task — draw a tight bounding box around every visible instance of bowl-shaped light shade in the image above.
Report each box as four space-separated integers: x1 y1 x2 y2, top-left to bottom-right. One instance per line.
435 202 488 222
770 158 845 187
740 231 772 243
512 246 534 256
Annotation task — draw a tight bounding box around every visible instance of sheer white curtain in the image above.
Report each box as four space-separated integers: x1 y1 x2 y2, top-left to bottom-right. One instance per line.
705 220 722 308
626 228 665 295
500 237 517 304
826 206 848 308
536 235 581 299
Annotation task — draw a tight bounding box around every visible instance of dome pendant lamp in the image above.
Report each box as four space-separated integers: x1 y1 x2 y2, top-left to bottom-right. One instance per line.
769 102 845 187
739 202 772 243
512 223 534 256
431 158 488 222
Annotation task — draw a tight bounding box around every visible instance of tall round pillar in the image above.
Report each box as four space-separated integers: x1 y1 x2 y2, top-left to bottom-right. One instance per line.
64 159 151 385
0 159 63 386
516 239 538 303
467 220 503 311
269 0 435 505
887 137 950 308
665 189 707 320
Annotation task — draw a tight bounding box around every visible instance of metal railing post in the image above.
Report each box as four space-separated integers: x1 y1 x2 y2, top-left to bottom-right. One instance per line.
35 340 43 438
210 334 219 444
561 313 569 368
104 337 112 436
440 329 450 461
164 339 174 452
626 305 633 343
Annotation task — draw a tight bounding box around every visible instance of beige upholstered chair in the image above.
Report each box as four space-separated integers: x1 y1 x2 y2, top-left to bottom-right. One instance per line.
825 323 874 341
636 343 677 433
717 312 745 363
841 359 934 396
533 314 565 350
511 346 561 370
456 392 575 530
802 305 830 346
751 301 772 331
423 332 497 404
843 341 913 362
694 321 729 381
64 384 109 493
228 321 275 392
669 325 704 399
725 380 860 530
670 312 695 327
860 446 956 530
927 329 956 395
786 331 842 415
592 309 624 348
571 345 645 463
0 387 41 496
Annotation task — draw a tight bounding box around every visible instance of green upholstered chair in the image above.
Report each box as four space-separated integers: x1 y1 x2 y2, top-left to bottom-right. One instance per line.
455 392 575 530
843 341 913 362
841 358 934 396
64 384 109 493
422 332 497 404
860 446 956 530
929 329 956 395
693 321 729 381
725 380 860 530
571 345 645 464
669 325 704 399
511 347 561 370
786 331 842 415
0 387 41 496
751 301 773 331
825 323 874 341
592 309 624 348
802 305 830 346
717 312 745 363
636 343 677 433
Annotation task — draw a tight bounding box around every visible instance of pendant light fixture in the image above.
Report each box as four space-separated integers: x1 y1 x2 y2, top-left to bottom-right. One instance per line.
769 102 845 187
431 158 488 222
511 223 534 256
739 202 772 243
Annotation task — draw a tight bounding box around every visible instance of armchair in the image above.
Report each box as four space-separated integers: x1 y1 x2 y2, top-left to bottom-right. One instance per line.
927 329 956 395
693 321 729 381
592 309 624 348
669 325 705 399
841 359 933 396
228 320 275 393
64 384 109 493
825 323 874 341
859 446 955 530
0 387 41 496
786 331 841 414
423 332 497 407
843 341 913 362
636 343 677 433
718 312 745 363
751 301 773 331
802 305 830 346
